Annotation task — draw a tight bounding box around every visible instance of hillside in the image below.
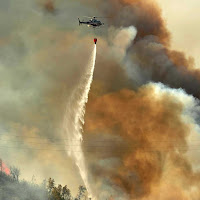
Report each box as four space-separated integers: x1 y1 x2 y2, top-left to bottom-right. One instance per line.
0 172 87 200
0 172 48 200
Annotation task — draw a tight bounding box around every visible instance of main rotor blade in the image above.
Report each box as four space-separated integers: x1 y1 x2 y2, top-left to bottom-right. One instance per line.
82 16 93 18
82 16 111 18
95 17 112 18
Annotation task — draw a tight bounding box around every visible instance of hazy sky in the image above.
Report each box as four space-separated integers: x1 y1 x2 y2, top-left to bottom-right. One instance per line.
155 0 200 68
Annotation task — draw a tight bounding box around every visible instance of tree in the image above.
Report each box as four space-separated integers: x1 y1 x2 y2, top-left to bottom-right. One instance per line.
51 186 63 200
62 185 71 200
47 178 55 194
42 178 47 188
47 178 65 200
31 175 36 184
76 186 87 200
47 178 74 200
10 166 20 181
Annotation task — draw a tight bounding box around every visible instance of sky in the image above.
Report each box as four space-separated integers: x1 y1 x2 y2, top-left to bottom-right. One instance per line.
155 0 200 68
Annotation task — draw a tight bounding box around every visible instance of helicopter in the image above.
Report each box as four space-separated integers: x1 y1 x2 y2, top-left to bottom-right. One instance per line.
78 16 105 28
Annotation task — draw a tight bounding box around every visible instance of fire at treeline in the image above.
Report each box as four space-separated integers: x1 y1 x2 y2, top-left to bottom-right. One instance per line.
0 159 91 200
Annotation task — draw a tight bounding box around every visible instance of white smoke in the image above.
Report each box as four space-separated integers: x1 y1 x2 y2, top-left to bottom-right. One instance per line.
110 26 137 62
62 45 97 199
148 82 200 170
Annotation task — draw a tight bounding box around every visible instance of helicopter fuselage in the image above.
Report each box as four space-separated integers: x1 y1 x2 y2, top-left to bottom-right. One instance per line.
78 18 103 28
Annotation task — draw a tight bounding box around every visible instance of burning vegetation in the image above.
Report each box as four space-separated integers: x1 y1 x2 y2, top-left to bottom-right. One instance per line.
0 167 89 200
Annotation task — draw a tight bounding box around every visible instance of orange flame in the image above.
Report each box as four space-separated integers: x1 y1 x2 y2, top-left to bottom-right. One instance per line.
1 162 10 175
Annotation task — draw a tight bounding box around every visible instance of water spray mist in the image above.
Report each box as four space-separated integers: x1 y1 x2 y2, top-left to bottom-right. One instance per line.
62 45 97 199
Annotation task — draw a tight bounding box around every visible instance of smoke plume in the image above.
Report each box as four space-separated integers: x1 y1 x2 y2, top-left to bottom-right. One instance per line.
84 83 200 199
82 0 200 199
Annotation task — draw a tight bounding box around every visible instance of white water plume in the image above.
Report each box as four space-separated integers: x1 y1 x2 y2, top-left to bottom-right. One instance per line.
62 45 96 199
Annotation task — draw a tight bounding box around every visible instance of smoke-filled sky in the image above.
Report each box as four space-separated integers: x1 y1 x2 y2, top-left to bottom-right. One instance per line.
155 0 200 69
0 0 200 199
